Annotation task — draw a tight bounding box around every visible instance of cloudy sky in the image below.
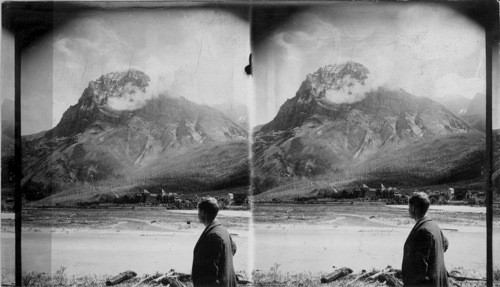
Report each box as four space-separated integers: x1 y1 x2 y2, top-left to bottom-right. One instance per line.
8 8 250 135
2 3 499 133
253 3 486 125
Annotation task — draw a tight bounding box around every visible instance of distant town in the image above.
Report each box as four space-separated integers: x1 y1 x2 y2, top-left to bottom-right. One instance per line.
285 184 487 206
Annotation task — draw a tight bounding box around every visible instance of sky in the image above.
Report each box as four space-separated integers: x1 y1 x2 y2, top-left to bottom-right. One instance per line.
1 3 500 133
253 3 487 126
4 8 250 135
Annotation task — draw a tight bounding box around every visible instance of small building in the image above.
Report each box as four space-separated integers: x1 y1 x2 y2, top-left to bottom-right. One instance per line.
157 189 168 203
362 184 377 199
232 193 248 205
453 188 468 200
164 192 180 203
141 189 157 203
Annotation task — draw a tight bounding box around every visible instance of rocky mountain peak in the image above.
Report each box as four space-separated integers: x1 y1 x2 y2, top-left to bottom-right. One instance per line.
300 61 370 100
83 69 151 108
253 62 482 195
261 62 370 132
52 69 150 137
261 61 471 138
20 67 249 198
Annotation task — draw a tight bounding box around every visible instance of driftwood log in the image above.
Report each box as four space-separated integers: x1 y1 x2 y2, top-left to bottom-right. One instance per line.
379 273 403 287
106 270 137 286
345 270 366 287
450 275 486 282
160 277 186 287
132 273 161 287
448 270 486 282
346 269 379 287
174 272 192 283
153 274 170 284
320 267 353 283
236 273 252 285
369 266 392 281
153 270 175 284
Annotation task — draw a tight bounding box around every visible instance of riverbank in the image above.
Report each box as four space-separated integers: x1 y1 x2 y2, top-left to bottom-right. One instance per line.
2 266 497 287
1 202 499 286
1 208 251 279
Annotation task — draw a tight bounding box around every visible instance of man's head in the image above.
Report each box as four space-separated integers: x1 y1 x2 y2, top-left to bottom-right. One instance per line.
408 192 430 220
198 197 219 225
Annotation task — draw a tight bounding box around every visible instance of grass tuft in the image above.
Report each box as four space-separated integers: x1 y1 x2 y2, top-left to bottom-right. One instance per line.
20 267 103 287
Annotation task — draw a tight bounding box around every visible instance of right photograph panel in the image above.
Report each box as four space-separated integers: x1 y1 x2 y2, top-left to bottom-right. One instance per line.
251 2 490 285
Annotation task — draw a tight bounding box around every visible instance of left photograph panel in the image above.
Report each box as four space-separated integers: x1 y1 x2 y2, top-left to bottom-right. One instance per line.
1 3 252 286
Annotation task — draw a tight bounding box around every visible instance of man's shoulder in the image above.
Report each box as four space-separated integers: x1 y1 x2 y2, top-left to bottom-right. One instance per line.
206 222 230 237
417 218 443 234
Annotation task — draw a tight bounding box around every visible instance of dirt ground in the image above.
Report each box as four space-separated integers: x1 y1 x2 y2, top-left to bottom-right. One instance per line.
1 207 251 281
1 206 250 233
253 202 496 277
1 202 499 286
252 202 492 228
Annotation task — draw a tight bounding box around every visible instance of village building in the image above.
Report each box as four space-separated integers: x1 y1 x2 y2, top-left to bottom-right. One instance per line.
141 189 157 204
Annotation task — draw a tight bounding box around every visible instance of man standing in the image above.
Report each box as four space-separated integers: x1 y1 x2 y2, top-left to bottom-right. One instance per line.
402 192 449 287
192 197 237 287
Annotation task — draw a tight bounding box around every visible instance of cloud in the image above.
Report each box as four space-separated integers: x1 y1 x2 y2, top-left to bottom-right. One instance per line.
271 14 341 59
253 3 486 125
324 83 371 104
106 86 154 111
50 17 136 125
39 9 249 129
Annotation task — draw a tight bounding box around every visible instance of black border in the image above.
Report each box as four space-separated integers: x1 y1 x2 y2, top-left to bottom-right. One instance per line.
2 1 499 286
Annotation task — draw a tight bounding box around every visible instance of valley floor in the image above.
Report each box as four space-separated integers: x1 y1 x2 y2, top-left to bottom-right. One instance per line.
253 202 498 278
1 203 500 286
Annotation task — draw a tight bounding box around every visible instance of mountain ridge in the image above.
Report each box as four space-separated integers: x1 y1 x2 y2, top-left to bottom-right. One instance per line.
17 69 249 201
252 62 483 195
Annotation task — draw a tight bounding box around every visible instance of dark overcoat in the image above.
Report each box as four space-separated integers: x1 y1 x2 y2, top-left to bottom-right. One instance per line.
192 221 237 287
402 216 449 287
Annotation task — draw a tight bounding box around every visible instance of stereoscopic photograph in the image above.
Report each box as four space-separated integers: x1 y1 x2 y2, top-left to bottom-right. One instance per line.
251 2 498 286
2 4 253 286
1 1 499 287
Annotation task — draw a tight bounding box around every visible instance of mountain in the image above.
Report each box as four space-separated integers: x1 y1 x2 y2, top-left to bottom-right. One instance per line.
50 69 158 138
465 93 486 116
462 93 486 132
21 70 249 202
252 62 484 195
260 61 370 133
212 100 248 129
432 93 485 132
433 94 471 116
